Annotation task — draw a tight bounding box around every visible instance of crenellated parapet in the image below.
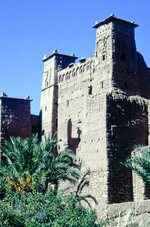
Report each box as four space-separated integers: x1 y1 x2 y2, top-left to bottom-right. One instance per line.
58 56 96 84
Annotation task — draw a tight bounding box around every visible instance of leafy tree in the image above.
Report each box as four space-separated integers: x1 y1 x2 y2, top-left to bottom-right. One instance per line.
0 134 80 195
123 145 150 185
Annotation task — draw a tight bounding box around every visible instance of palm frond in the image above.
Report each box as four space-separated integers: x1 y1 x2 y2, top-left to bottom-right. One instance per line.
123 145 150 185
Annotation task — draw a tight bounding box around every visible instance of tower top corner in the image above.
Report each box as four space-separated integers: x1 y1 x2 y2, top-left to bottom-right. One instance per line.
93 14 139 29
42 50 78 62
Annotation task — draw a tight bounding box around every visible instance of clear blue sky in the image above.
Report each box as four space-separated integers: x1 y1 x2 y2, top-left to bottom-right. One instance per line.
0 0 150 114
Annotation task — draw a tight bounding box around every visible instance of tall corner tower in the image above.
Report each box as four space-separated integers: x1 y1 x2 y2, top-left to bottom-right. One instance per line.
93 14 139 95
40 50 77 139
93 15 144 204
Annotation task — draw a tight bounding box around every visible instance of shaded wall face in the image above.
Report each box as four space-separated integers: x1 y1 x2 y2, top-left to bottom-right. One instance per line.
106 93 148 203
112 35 140 96
0 98 32 143
139 70 150 100
31 114 40 136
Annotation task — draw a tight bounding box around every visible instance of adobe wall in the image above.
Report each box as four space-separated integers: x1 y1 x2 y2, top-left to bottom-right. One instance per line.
112 51 150 99
58 54 113 206
101 200 150 223
58 87 150 215
106 93 149 204
0 97 32 143
57 43 150 210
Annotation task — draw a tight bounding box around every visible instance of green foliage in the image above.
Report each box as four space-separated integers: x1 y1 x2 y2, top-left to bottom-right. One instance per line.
0 134 98 226
0 190 97 226
1 135 149 226
0 134 80 195
123 145 150 185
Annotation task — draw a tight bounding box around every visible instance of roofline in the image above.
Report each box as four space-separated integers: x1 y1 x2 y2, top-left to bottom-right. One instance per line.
0 96 32 101
42 52 78 62
93 15 139 29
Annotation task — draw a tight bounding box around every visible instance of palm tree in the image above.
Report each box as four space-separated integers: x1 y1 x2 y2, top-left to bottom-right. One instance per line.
0 135 40 194
123 145 150 185
0 134 80 195
33 134 80 194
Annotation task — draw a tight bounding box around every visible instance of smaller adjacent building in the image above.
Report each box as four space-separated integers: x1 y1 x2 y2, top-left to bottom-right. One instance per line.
0 93 40 144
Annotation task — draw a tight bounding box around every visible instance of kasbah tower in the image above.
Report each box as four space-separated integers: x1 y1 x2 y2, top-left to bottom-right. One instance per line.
41 14 150 218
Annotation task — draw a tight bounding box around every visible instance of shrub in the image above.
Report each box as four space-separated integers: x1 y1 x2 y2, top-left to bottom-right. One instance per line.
0 190 97 226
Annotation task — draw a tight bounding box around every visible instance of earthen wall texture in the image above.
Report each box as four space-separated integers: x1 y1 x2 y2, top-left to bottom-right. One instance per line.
0 97 32 143
58 55 113 206
106 93 149 203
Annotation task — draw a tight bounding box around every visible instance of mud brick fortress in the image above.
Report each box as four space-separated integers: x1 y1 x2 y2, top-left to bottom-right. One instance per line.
1 15 150 219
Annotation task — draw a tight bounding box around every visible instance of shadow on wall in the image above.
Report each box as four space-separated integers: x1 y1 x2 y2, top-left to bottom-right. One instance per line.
75 171 98 208
67 119 81 154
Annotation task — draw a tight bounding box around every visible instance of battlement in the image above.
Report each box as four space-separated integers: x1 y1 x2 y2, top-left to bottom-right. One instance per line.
58 56 95 84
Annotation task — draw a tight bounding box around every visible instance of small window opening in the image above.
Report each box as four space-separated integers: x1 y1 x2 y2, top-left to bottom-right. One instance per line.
66 100 69 106
102 55 105 61
45 106 47 111
101 81 104 89
121 52 126 61
88 86 92 95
